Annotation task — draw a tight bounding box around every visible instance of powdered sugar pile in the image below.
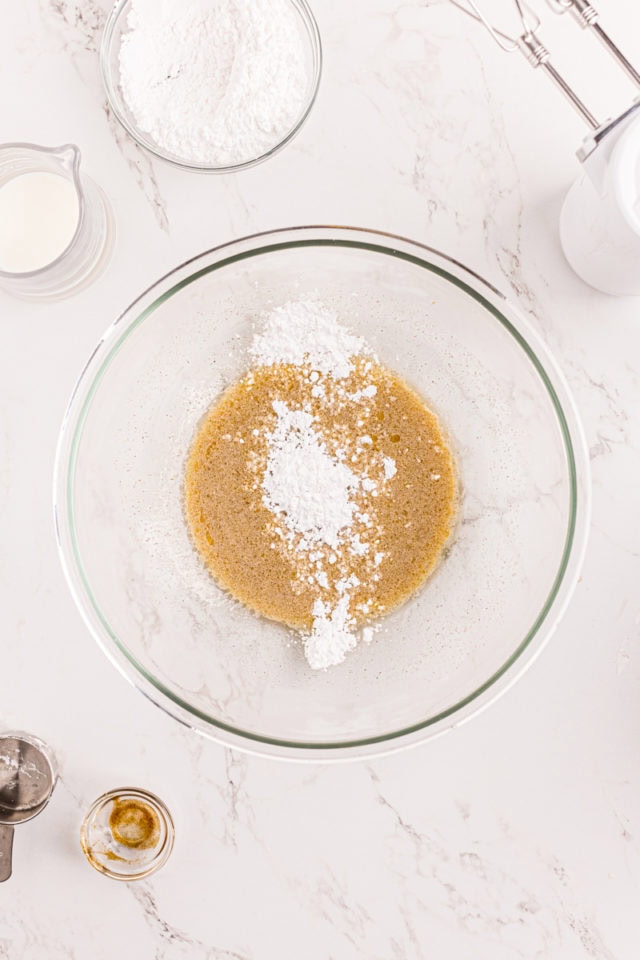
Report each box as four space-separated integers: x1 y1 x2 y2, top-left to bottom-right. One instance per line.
118 0 308 166
250 300 369 379
250 300 396 670
262 402 361 550
305 595 356 671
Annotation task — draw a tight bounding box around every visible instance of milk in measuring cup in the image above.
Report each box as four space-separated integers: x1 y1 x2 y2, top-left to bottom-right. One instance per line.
0 171 79 273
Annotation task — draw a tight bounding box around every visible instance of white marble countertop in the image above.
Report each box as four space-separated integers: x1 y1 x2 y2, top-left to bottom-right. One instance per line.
2 0 640 956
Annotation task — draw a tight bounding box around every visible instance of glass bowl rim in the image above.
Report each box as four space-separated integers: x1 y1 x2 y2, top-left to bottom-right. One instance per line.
54 225 591 761
99 0 323 173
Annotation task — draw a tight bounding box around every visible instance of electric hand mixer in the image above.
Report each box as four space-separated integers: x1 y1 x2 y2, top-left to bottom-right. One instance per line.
449 0 640 295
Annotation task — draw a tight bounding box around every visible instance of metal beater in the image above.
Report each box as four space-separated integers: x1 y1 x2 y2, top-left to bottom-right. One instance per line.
448 0 640 294
449 0 640 133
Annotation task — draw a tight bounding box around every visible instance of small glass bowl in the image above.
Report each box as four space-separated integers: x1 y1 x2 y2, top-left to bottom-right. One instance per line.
100 0 322 173
80 788 174 881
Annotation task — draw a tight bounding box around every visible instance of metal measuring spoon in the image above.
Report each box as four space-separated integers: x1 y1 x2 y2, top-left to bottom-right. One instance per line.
0 732 56 881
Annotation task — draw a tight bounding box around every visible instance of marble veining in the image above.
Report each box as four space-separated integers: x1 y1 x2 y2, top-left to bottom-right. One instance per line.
44 0 106 56
102 103 170 233
44 0 170 231
1 0 639 957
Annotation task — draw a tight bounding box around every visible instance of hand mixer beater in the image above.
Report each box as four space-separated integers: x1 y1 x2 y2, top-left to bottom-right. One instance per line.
448 0 640 294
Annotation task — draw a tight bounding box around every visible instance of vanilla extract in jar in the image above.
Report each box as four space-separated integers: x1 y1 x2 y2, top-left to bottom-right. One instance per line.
80 788 174 880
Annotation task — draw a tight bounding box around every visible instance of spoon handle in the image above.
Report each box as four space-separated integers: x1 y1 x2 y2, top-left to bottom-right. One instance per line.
0 824 14 881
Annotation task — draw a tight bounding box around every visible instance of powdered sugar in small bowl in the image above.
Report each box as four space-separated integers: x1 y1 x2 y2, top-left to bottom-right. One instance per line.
100 0 322 172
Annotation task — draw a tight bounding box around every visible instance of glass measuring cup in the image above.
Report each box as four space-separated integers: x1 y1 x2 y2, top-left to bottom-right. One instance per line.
0 143 113 301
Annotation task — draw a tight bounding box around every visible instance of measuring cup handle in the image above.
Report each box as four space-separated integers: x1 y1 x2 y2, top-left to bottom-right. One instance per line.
0 824 14 881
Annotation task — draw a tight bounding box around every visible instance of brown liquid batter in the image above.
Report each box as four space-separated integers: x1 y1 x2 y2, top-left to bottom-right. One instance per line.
184 359 456 631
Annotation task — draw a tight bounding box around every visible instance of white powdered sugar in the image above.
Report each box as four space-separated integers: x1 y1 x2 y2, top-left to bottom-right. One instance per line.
262 402 360 550
383 456 397 480
250 300 370 379
118 0 308 166
304 596 356 671
250 300 395 670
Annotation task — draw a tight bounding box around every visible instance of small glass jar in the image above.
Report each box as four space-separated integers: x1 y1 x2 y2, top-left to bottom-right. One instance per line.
80 787 174 881
0 142 112 300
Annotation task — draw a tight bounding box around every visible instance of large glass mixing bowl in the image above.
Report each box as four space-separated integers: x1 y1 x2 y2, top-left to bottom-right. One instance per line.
54 227 590 759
